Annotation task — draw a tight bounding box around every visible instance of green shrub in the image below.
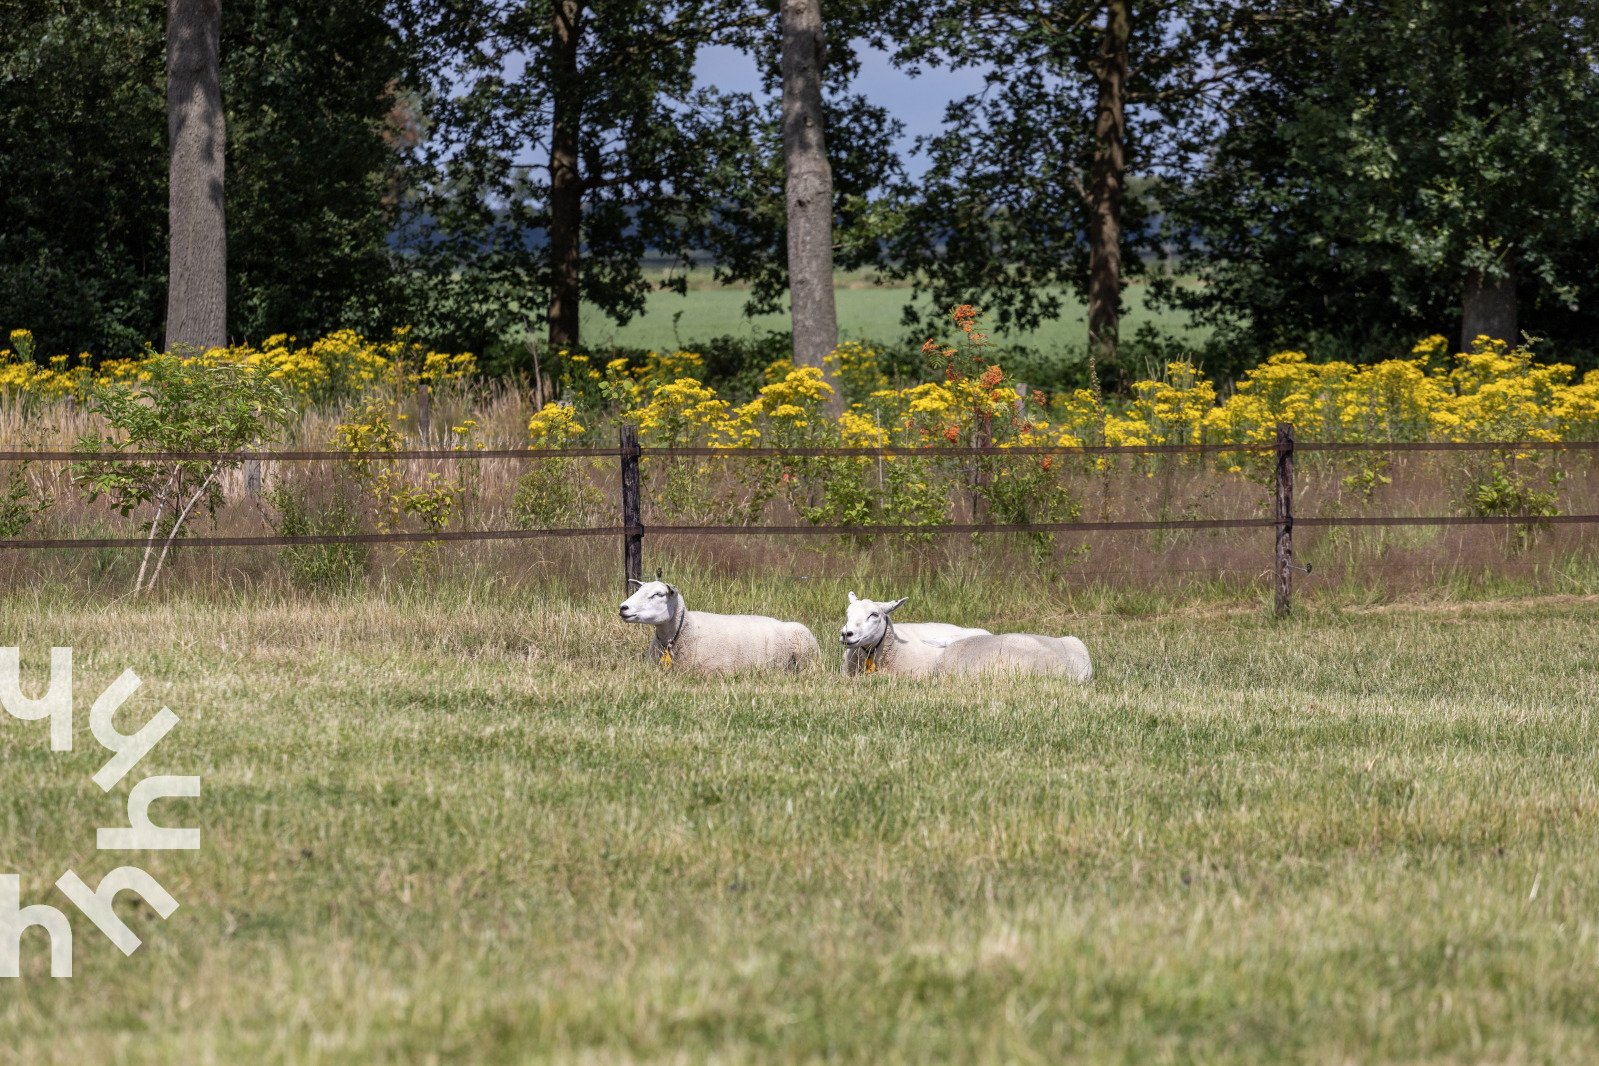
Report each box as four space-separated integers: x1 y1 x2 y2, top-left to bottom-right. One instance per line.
262 482 367 588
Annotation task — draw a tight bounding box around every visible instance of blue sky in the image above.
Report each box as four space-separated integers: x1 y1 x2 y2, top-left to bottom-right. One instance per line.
691 43 991 179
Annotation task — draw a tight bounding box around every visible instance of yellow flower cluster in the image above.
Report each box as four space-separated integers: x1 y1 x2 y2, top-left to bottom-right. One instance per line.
526 403 585 447
629 377 729 448
1065 336 1599 448
222 328 475 404
636 348 705 389
713 365 835 447
824 340 889 401
0 331 144 400
539 336 1599 463
563 348 712 413
0 327 476 407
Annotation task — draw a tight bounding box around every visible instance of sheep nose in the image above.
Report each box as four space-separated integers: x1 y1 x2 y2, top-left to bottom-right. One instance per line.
618 607 629 618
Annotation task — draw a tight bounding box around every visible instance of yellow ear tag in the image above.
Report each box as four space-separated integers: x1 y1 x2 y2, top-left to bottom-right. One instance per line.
660 649 673 669
864 655 876 674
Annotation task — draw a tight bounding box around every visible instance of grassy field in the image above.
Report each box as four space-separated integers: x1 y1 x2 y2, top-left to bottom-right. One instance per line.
579 277 1206 354
2 565 1597 1063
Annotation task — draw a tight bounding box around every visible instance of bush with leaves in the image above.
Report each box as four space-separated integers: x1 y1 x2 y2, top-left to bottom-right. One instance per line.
0 460 53 538
915 305 1081 557
1466 457 1564 555
260 480 366 588
333 401 465 570
628 375 734 524
513 404 603 529
73 349 293 593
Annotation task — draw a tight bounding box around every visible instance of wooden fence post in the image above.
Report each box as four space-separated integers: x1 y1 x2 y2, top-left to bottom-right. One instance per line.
1274 421 1294 617
620 424 642 590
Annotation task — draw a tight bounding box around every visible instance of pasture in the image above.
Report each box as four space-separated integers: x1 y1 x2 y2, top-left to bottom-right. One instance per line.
578 276 1206 354
1 569 1597 1063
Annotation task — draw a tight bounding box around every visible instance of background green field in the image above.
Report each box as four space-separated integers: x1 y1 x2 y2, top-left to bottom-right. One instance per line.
1 565 1596 1064
579 278 1207 356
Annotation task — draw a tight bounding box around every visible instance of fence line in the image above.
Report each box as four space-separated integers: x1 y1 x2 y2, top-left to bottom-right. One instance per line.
6 425 1595 617
3 512 1594 552
4 439 1599 462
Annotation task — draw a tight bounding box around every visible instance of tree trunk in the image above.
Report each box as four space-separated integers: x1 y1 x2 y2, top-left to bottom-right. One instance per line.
1086 0 1130 373
547 0 583 349
1461 267 1517 349
165 0 227 353
781 0 842 415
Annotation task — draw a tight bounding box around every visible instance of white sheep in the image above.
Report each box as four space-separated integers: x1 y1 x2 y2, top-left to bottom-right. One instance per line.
618 577 819 673
933 632 1093 681
838 592 992 677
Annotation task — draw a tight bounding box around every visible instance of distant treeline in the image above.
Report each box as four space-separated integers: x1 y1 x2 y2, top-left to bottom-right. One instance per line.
2 0 1596 384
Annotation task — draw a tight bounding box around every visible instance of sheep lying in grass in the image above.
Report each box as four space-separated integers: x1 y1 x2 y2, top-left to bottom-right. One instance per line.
839 592 992 677
933 632 1093 681
619 577 819 673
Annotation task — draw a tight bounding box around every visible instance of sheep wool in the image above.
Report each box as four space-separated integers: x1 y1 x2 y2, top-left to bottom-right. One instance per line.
619 579 819 674
838 593 991 678
933 633 1093 681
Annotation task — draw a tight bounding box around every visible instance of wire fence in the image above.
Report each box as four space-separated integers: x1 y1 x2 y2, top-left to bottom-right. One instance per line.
4 437 1595 543
5 429 1597 616
5 439 1599 461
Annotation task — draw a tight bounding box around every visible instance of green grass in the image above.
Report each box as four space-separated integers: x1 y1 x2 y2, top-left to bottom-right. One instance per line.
580 278 1206 354
2 568 1597 1063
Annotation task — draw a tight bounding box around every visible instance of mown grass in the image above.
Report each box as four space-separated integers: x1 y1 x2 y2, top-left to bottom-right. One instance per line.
1 569 1597 1064
579 278 1205 354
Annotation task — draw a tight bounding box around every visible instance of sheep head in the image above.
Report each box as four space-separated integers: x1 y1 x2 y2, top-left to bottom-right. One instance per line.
840 592 907 648
619 579 679 625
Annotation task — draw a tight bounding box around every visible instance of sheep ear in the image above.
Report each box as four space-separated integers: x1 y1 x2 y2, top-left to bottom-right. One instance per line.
626 578 642 589
885 597 909 614
847 591 857 603
665 582 680 597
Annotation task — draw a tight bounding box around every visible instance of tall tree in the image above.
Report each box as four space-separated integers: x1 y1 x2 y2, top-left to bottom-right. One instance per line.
0 0 419 360
780 0 839 408
877 1 1245 381
0 0 167 360
226 2 422 343
546 0 584 347
164 0 227 351
403 0 771 355
1084 0 1128 365
1158 0 1599 368
677 1 901 398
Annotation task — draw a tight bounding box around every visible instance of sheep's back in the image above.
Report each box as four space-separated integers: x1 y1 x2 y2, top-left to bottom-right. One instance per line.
935 633 1092 681
896 622 993 647
673 612 817 673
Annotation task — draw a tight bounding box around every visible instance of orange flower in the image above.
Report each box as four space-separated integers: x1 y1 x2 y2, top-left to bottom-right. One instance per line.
1041 455 1053 471
943 425 960 442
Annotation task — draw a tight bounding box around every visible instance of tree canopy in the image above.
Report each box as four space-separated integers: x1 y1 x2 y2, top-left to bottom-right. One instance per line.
0 0 415 360
1156 0 1599 372
1 0 1597 376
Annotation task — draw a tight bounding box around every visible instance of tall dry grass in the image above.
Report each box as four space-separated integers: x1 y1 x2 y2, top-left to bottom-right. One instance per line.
2 389 1597 608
